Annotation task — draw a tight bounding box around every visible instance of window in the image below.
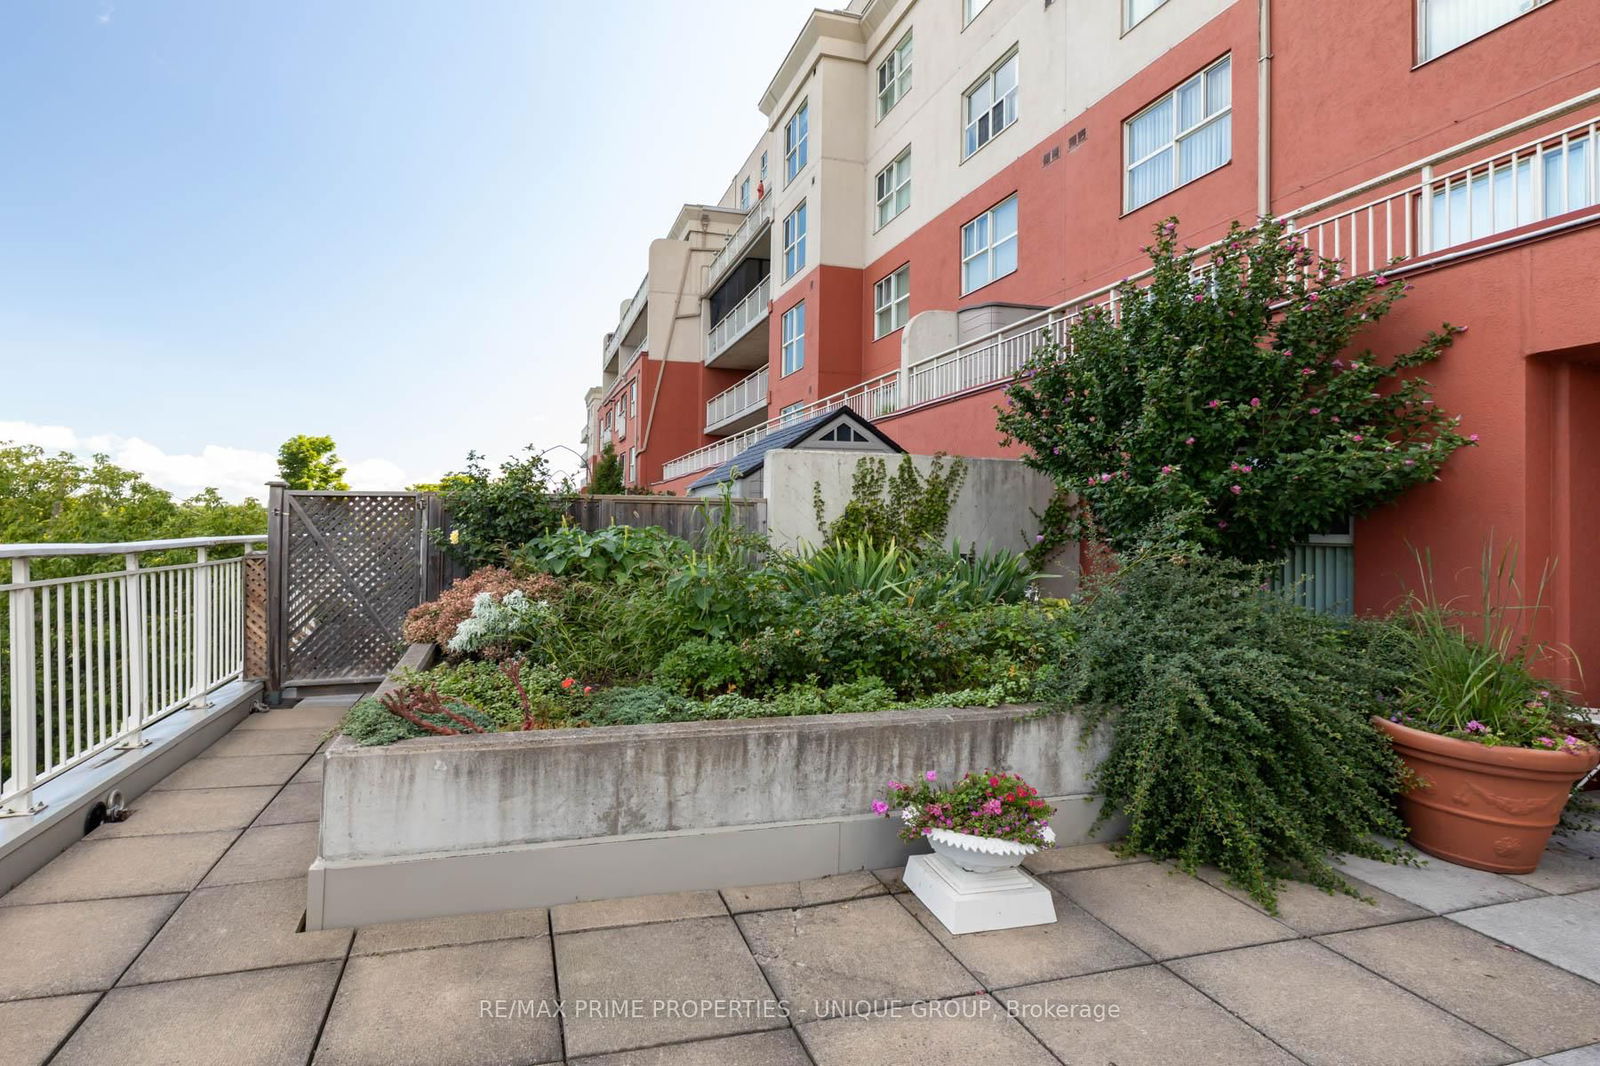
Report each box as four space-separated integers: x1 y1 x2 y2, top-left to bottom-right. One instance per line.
1124 55 1232 211
875 148 912 228
628 448 637 484
739 178 751 209
1419 0 1550 62
874 265 911 338
615 405 626 440
781 303 806 375
963 0 992 25
1427 132 1594 251
785 101 809 184
963 50 1018 159
877 31 913 118
961 195 1018 294
819 422 870 443
779 402 805 423
782 202 808 280
629 381 638 417
760 151 768 182
1124 0 1169 29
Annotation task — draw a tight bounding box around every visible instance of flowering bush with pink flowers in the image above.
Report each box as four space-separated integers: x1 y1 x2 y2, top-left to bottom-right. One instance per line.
998 216 1475 564
872 770 1057 848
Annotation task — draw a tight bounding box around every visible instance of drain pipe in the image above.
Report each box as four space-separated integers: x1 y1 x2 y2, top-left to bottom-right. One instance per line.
1257 0 1273 219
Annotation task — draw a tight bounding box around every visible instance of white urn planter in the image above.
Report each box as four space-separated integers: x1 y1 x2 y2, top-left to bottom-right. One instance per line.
906 829 1056 935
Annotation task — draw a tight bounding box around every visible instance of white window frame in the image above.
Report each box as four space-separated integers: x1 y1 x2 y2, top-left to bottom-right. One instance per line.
960 194 1018 295
782 201 807 281
875 147 912 229
779 401 805 424
760 151 768 182
739 178 751 209
629 381 638 417
874 265 911 339
1123 55 1232 212
877 31 913 119
963 0 992 25
781 302 806 376
1417 0 1552 63
962 49 1019 160
784 100 809 185
1123 0 1170 31
628 447 637 484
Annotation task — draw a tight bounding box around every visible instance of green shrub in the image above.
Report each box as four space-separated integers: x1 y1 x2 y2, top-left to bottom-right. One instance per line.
1040 546 1412 911
911 546 1040 607
339 693 496 746
515 523 688 583
544 581 694 686
434 448 571 568
776 540 914 604
656 638 762 697
583 685 698 726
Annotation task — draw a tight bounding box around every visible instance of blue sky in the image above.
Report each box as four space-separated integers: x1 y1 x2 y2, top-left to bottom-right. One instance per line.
0 0 819 499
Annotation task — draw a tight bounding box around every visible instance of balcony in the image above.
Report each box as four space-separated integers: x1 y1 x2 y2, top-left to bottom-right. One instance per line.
705 275 771 369
603 274 649 376
705 366 768 436
705 195 773 291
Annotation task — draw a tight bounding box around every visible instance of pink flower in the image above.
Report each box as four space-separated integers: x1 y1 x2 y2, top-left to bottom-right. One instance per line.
1351 434 1364 442
924 770 937 782
1331 416 1341 423
1184 436 1196 445
1230 484 1242 495
1160 465 1175 474
1468 433 1480 442
888 780 905 790
871 800 889 815
1301 367 1315 376
1250 397 1261 407
1208 399 1222 409
1191 294 1204 303
1309 408 1321 415
1374 275 1390 287
981 798 1003 816
1217 520 1229 529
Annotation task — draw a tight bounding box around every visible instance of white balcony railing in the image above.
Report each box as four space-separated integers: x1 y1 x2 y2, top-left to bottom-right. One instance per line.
706 196 774 289
705 366 769 432
603 274 649 370
1 535 264 816
658 93 1600 483
706 276 771 363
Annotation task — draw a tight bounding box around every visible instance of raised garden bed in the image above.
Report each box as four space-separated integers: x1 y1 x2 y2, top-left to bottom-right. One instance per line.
306 696 1113 930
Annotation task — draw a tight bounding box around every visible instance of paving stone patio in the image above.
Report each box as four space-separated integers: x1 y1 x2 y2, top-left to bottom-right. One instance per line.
2 693 1598 1066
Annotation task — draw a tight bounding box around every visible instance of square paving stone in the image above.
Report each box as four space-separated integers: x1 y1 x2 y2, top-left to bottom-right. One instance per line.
120 876 349 984
1336 849 1547 913
570 1029 811 1066
1318 917 1600 1056
1168 940 1520 1066
354 906 548 955
1045 863 1293 960
872 867 908 893
233 702 350 730
52 961 341 1066
735 896 979 1022
0 831 238 905
151 753 308 790
0 994 97 1066
997 964 1300 1066
1508 843 1600 895
252 781 322 826
552 890 727 933
204 728 328 757
1547 1046 1600 1065
1194 865 1431 935
290 754 325 784
722 872 885 914
1021 841 1149 876
0 895 182 1000
200 822 319 887
315 939 561 1066
556 915 784 1057
897 887 1149 987
797 994 1059 1066
1449 891 1600 982
88 786 277 838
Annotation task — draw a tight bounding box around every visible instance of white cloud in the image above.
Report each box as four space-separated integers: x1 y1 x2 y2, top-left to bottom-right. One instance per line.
0 421 414 502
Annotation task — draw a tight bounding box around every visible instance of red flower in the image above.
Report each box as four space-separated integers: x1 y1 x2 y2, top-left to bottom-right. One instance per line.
561 678 576 689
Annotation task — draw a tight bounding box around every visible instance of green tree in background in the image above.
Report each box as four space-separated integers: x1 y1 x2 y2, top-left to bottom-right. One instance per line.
587 443 624 495
276 434 349 490
0 442 267 577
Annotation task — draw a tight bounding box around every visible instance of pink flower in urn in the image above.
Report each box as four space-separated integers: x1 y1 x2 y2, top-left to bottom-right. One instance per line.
871 800 889 815
924 770 938 782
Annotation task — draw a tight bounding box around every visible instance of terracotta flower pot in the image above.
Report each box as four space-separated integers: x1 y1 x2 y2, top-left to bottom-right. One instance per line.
1373 716 1599 873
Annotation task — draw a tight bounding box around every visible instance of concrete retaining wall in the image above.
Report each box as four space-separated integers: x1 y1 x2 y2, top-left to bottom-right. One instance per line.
307 703 1114 929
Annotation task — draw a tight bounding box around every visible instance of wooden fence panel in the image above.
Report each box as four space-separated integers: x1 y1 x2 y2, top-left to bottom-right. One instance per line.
564 496 766 544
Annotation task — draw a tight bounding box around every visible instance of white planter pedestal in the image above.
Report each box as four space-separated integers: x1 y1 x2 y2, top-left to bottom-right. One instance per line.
903 852 1056 935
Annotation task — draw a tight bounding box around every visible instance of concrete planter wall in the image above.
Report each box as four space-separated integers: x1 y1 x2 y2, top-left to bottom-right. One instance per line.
307 698 1114 930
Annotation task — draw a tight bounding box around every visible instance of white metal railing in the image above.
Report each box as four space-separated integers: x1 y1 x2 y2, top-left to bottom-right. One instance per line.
603 274 649 370
706 275 772 363
705 366 769 432
1 535 263 816
706 196 774 289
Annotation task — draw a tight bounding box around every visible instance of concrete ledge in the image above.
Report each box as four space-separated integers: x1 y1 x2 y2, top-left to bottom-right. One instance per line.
310 701 1115 929
0 680 263 895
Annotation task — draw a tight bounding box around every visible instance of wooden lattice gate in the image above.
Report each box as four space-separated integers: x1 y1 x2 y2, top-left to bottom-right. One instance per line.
265 485 443 697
